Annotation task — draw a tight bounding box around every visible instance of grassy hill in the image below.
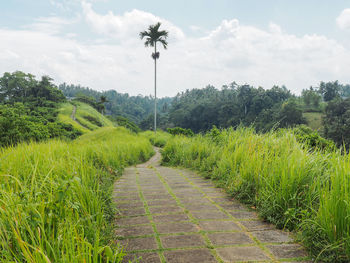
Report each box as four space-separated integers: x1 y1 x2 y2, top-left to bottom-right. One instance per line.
58 101 114 133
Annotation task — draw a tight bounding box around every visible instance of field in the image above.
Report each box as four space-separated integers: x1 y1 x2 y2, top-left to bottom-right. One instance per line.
0 127 153 262
162 128 350 262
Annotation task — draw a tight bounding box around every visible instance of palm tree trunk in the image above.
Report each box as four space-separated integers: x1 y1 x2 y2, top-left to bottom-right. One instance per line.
154 43 157 134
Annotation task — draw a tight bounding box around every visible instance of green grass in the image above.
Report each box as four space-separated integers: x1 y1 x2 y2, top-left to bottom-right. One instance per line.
74 102 114 131
58 102 91 133
141 130 172 147
0 127 154 262
58 102 114 134
303 112 324 132
161 127 350 262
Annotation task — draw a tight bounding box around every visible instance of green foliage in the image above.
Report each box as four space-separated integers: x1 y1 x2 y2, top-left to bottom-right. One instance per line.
0 103 81 147
74 102 114 131
83 115 103 127
162 127 349 262
74 94 105 113
0 127 154 262
319 81 341 102
59 83 172 124
292 125 335 151
139 113 169 131
0 71 65 104
57 102 91 134
108 116 141 133
0 72 83 147
142 130 171 147
302 87 322 109
303 112 324 131
168 84 294 132
277 100 307 128
323 98 350 148
167 127 194 137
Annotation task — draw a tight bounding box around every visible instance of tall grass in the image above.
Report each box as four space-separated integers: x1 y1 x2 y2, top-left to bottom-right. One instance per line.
162 127 350 262
0 127 153 262
141 130 172 147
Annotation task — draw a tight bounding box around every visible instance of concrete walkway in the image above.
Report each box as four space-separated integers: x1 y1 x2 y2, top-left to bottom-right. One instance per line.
114 149 310 263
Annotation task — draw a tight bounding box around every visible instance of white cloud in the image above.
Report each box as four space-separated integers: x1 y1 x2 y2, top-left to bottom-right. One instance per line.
337 8 350 30
0 6 349 98
81 2 185 43
24 16 77 35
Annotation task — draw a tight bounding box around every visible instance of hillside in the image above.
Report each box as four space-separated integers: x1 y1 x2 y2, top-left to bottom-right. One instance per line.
58 101 114 133
59 83 172 125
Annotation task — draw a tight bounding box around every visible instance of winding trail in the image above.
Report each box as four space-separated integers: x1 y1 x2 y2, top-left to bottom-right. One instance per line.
70 104 90 130
114 149 310 263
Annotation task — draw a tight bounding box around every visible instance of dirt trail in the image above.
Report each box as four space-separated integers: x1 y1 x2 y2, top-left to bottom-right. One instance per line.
114 149 311 263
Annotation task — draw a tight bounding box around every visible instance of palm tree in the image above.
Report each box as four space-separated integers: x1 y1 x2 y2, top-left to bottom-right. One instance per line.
99 95 108 115
140 22 168 133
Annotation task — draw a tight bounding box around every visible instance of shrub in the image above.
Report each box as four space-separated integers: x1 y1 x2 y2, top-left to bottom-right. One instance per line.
167 127 194 137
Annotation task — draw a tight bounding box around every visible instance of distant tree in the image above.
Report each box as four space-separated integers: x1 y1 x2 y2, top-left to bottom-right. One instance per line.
339 84 350 98
302 87 322 108
0 71 65 104
319 81 340 102
99 95 108 115
140 22 169 133
277 101 306 128
323 98 350 147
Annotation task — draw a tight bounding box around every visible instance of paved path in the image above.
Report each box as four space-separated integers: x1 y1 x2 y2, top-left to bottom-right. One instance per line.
114 149 310 263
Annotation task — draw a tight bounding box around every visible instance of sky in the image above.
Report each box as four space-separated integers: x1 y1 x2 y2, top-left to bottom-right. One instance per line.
0 1 349 97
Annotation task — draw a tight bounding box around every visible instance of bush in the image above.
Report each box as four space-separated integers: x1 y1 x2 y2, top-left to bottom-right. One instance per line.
83 115 103 127
142 130 171 147
167 127 194 137
292 125 335 152
0 103 82 147
112 116 141 133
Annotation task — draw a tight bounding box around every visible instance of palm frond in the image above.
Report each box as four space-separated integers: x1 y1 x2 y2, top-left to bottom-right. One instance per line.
140 22 169 50
158 39 168 49
139 30 150 40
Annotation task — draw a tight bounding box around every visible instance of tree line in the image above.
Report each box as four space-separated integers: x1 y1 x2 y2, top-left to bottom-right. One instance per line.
2 70 350 149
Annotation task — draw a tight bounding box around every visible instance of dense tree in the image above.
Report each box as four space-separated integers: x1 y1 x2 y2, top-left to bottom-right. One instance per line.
323 98 350 147
340 84 350 98
0 71 65 105
302 87 322 108
277 101 306 128
319 81 340 102
0 72 81 147
168 84 293 132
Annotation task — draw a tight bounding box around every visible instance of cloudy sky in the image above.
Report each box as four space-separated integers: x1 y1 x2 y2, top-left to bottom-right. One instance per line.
0 0 349 97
